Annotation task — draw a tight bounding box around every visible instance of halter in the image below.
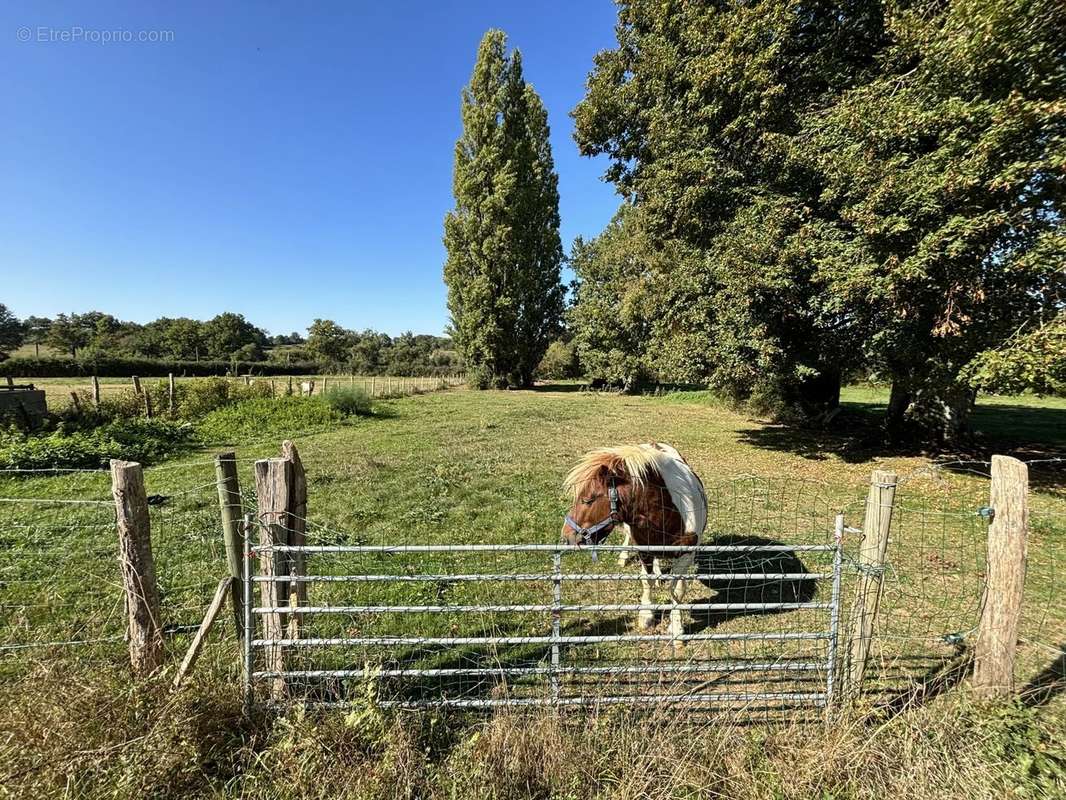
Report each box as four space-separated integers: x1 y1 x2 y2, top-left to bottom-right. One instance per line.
564 479 621 546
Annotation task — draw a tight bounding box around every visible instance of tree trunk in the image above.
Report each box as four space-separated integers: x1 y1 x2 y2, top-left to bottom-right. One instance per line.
884 373 974 445
884 380 912 442
907 383 975 444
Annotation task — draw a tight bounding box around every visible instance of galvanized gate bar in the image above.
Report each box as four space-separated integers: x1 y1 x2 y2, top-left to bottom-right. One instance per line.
256 661 828 679
253 572 831 583
254 631 832 647
282 692 829 710
253 601 832 614
255 543 835 553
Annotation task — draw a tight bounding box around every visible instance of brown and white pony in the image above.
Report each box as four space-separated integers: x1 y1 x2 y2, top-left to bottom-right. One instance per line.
561 443 707 643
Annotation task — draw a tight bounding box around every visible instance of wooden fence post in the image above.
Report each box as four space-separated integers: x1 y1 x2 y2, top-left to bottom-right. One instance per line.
281 441 308 622
844 469 897 701
110 459 164 675
91 375 101 407
254 457 293 700
168 373 176 415
287 375 293 396
974 455 1029 698
132 375 142 395
215 452 245 637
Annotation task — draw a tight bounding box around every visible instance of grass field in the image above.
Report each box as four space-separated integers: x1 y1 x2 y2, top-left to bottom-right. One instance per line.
1 386 1064 798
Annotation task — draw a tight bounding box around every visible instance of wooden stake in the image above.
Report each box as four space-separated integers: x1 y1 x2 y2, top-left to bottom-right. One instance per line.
254 457 293 700
215 452 244 636
172 577 232 689
281 440 308 617
143 390 153 419
287 375 294 396
111 460 164 675
132 375 142 395
168 373 176 415
69 391 81 414
974 455 1029 698
844 469 897 701
91 375 101 407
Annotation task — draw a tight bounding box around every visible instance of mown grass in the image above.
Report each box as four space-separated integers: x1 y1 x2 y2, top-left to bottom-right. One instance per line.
1 386 1064 798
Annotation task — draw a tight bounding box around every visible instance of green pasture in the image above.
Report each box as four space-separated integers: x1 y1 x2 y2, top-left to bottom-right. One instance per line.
1 385 1063 706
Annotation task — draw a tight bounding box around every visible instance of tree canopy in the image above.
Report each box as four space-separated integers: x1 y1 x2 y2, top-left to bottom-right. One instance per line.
444 29 565 388
572 0 1064 438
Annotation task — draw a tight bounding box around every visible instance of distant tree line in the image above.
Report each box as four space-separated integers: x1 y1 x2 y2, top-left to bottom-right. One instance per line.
0 305 460 376
566 0 1064 441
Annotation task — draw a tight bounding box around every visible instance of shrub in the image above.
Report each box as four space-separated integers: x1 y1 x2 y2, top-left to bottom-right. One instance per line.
323 386 373 417
196 396 343 443
536 340 581 380
0 418 192 469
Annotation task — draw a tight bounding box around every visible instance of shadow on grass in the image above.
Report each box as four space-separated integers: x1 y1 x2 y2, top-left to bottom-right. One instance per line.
735 402 1066 489
687 535 818 634
870 641 973 721
1021 643 1066 708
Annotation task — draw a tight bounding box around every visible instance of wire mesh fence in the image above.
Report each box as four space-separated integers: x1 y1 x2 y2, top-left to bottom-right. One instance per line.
1 450 1063 718
0 461 237 677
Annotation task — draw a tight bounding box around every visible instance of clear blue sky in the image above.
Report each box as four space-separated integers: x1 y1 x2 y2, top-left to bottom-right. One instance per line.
0 1 621 337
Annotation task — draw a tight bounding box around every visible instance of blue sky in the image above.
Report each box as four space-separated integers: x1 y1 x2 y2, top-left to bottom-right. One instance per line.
0 1 621 337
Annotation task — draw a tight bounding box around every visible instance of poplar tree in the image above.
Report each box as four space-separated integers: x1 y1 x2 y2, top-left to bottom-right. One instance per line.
444 30 564 388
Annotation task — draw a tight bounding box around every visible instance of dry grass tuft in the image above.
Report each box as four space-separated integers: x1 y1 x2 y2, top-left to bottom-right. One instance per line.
1 661 1064 800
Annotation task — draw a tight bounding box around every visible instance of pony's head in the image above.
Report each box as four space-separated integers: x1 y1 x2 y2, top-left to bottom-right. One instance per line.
560 446 658 546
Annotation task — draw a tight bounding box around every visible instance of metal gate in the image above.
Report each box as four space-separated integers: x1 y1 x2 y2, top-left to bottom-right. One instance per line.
243 516 845 713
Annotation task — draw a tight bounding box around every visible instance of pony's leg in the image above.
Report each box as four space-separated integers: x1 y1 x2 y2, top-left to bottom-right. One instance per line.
617 524 634 567
668 553 695 645
638 561 656 629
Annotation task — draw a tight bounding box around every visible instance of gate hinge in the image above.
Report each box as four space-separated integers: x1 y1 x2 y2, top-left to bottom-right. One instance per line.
977 506 995 521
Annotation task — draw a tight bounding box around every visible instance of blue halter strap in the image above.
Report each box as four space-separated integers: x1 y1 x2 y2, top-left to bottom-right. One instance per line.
564 480 621 545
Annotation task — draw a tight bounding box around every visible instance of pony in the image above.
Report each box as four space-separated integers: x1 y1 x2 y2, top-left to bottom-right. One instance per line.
561 443 707 644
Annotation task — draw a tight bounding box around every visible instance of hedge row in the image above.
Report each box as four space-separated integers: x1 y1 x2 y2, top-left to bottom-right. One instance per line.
0 356 321 379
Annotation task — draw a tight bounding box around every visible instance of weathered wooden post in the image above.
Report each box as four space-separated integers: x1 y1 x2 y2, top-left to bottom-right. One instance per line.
843 469 897 701
974 455 1029 698
132 375 142 395
91 375 101 407
254 457 293 699
168 373 176 415
322 376 329 394
69 391 81 414
215 452 245 636
142 390 153 419
110 459 164 675
281 440 308 616
287 375 294 396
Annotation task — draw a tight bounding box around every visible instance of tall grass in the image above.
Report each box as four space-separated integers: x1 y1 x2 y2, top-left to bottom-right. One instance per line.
1 660 1062 799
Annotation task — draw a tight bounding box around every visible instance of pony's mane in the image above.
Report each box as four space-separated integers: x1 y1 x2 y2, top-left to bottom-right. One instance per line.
563 445 665 497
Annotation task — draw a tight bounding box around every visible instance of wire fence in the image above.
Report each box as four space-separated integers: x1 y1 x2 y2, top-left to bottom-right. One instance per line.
1 453 1063 716
24 373 466 411
0 462 235 675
